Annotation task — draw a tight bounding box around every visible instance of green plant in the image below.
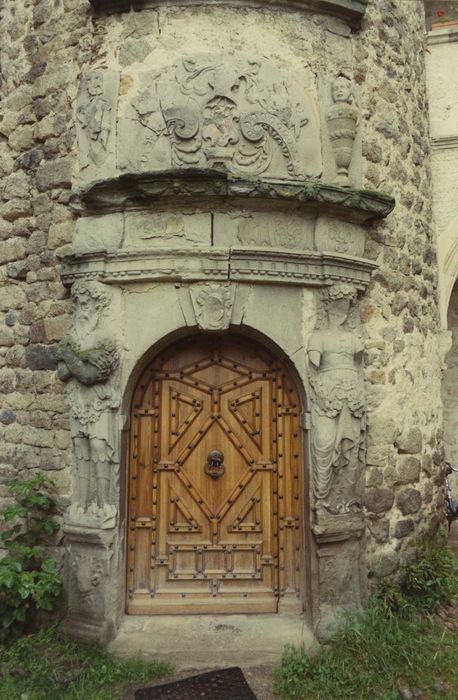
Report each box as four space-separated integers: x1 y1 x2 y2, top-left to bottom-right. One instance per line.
0 624 172 700
0 474 62 642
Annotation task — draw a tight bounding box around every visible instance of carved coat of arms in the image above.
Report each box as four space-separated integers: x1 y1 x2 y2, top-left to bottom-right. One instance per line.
121 54 321 181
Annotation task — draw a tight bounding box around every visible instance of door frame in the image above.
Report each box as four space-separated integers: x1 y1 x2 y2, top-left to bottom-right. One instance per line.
121 329 313 619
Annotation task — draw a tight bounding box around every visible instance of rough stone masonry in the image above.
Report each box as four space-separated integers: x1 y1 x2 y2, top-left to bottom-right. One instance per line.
0 0 446 641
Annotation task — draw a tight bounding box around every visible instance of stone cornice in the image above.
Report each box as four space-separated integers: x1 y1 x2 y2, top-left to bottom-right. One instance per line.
60 246 377 289
88 0 368 28
70 170 395 224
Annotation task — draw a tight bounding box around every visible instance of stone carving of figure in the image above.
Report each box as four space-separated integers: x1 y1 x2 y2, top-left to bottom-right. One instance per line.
57 281 120 525
307 284 366 514
77 70 112 168
326 73 359 188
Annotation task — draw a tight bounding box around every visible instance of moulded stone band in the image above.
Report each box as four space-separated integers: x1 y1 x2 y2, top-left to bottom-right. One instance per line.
88 0 368 29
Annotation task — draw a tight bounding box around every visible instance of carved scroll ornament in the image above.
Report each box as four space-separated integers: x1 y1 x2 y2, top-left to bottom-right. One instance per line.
307 283 366 515
190 283 235 330
121 54 321 181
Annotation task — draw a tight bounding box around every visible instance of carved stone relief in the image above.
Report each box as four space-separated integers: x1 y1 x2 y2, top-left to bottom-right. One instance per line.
76 70 119 184
314 214 364 257
307 283 366 518
68 543 112 618
57 281 120 529
320 69 361 189
190 282 235 330
118 54 322 180
123 211 211 248
212 210 315 249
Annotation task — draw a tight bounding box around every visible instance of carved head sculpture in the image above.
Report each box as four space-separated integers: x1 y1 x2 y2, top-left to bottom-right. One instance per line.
325 283 357 327
331 75 352 104
84 71 104 98
72 281 110 329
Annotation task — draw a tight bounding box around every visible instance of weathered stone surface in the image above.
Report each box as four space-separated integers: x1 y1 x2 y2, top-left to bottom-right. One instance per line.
364 488 394 514
395 428 423 455
396 456 421 485
25 344 58 370
372 549 400 577
394 519 415 539
36 158 72 191
396 488 422 516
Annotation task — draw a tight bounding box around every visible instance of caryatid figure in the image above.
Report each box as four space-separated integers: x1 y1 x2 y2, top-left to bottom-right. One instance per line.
57 281 120 519
307 284 366 514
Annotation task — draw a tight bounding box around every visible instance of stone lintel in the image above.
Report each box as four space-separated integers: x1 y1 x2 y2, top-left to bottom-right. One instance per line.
88 0 368 29
60 246 377 289
70 171 395 225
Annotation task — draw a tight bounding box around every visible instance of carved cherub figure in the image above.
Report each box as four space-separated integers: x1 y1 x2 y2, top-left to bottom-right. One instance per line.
326 73 359 187
307 283 366 514
58 281 120 522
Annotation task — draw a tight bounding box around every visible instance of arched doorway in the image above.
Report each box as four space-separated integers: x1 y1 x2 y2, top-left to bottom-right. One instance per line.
126 333 307 615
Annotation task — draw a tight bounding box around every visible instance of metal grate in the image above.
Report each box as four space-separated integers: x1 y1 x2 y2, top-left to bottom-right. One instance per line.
134 667 257 699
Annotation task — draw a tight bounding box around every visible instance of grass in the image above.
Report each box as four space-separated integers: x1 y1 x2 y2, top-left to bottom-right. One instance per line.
0 624 172 700
275 532 458 700
275 601 458 700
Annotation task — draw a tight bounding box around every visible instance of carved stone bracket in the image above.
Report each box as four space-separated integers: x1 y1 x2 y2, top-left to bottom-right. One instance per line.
88 0 369 29
70 171 395 224
60 247 377 289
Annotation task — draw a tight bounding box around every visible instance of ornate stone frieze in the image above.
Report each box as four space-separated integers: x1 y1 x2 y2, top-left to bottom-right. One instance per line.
88 0 369 29
118 54 321 181
57 281 120 529
190 283 235 329
307 283 366 523
70 171 395 224
76 70 119 184
60 247 377 288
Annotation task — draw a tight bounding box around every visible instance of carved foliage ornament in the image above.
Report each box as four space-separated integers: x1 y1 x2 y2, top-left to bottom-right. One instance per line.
124 54 321 181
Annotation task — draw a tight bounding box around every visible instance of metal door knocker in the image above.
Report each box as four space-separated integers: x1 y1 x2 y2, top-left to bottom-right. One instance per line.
205 450 225 480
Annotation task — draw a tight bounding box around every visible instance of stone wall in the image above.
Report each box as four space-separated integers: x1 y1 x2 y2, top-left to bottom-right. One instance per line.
0 0 446 615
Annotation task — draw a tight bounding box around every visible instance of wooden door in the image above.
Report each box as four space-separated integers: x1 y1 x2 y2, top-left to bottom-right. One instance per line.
127 335 304 614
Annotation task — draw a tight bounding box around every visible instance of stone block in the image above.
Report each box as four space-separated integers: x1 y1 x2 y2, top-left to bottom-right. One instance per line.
43 315 71 341
48 221 74 249
364 487 394 513
396 456 421 484
25 344 58 370
394 519 415 539
0 199 33 222
73 214 123 254
371 549 400 577
367 415 399 446
396 488 422 515
36 157 73 190
0 328 14 347
0 410 16 425
124 211 210 249
395 428 423 454
0 285 28 311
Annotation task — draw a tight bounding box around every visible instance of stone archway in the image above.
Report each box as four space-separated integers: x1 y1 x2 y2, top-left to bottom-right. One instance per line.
126 332 308 615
